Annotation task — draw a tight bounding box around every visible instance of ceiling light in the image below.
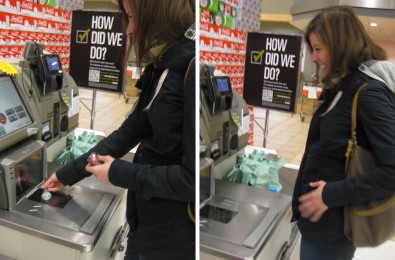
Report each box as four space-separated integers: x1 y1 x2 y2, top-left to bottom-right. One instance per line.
370 22 377 27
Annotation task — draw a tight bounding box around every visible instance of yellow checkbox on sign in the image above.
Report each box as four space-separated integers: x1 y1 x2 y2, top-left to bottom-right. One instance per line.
76 28 90 43
251 50 265 64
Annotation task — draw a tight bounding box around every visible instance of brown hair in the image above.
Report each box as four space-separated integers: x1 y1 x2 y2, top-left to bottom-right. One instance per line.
119 0 195 67
305 5 387 87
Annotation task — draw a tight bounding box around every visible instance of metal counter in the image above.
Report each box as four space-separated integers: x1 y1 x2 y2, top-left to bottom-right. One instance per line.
200 165 299 260
0 175 126 252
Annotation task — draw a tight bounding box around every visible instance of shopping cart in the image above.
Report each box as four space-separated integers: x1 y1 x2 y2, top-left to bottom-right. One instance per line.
300 84 322 122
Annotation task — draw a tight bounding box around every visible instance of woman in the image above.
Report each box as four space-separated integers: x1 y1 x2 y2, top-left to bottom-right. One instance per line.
292 6 395 260
41 0 196 259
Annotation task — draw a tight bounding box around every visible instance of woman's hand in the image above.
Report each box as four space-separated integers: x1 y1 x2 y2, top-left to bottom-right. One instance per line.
298 180 329 222
85 155 114 185
40 173 65 192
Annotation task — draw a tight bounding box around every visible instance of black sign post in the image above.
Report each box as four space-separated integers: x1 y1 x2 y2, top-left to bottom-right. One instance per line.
243 32 302 146
69 10 126 128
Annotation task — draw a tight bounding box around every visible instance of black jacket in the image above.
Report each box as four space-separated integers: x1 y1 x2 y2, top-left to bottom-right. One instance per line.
292 69 395 257
57 32 195 259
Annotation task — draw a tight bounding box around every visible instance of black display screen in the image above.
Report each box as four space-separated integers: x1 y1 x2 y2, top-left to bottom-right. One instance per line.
216 77 230 93
46 56 60 71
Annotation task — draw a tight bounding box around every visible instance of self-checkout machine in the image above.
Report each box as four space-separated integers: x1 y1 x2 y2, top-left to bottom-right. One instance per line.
14 42 81 162
0 43 128 260
199 65 296 260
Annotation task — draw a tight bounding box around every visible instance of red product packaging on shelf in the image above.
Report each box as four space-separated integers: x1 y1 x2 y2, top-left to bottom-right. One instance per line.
199 21 210 36
216 65 227 74
44 32 52 45
63 10 71 23
0 45 10 58
9 29 21 45
45 45 54 54
0 0 19 11
20 1 35 16
199 50 207 63
0 29 10 45
9 13 24 29
9 45 23 58
62 34 70 45
212 51 221 64
200 7 210 23
19 30 30 43
60 21 70 34
220 52 228 64
29 31 37 42
38 18 57 33
43 5 56 20
55 33 63 45
200 36 213 51
62 46 70 56
55 45 63 55
220 27 231 41
200 21 223 38
36 32 45 43
212 38 224 50
53 8 64 22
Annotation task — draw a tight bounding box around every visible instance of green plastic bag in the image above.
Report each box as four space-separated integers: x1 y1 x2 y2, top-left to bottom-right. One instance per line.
55 131 99 165
224 150 285 192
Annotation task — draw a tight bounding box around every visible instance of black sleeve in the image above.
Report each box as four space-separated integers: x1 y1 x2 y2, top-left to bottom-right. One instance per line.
108 60 196 202
56 85 151 186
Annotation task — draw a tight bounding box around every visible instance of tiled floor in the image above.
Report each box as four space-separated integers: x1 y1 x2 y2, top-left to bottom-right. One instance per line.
77 90 395 259
77 88 135 136
252 106 308 166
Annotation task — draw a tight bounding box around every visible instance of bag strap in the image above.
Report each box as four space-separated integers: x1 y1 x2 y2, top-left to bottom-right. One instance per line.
143 55 194 112
143 68 169 112
184 56 195 86
353 196 395 217
344 83 368 170
184 56 196 224
345 83 395 216
187 202 195 223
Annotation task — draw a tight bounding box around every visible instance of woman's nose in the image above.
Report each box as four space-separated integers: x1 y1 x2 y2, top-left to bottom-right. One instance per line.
311 53 318 63
126 23 134 36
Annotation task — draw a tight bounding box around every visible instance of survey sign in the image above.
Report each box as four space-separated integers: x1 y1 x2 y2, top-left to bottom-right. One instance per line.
69 10 126 93
243 32 302 112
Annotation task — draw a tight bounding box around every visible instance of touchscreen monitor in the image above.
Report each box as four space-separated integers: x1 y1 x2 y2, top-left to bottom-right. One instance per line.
200 164 211 205
215 76 231 95
45 55 61 72
216 77 230 93
200 158 214 208
0 77 33 138
15 148 44 201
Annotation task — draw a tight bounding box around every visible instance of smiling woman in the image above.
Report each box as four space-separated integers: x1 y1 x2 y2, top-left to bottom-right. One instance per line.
292 5 395 260
308 32 330 77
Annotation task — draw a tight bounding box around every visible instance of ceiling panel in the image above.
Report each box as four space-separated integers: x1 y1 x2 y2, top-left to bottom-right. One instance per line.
289 15 395 43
